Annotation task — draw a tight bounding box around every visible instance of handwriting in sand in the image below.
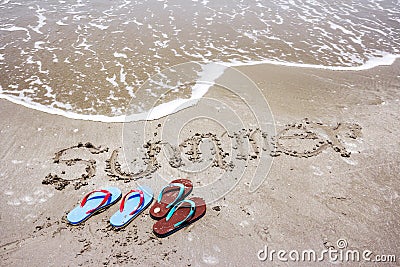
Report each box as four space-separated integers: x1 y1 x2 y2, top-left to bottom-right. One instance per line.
43 119 362 190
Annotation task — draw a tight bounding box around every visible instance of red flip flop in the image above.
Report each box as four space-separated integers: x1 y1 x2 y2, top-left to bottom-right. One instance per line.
149 179 193 220
153 197 206 238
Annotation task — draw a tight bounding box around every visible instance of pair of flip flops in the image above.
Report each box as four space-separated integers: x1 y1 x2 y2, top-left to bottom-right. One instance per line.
67 186 153 228
149 179 206 238
66 179 206 237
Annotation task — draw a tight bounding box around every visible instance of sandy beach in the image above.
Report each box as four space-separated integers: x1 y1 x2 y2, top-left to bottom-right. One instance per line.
1 59 399 266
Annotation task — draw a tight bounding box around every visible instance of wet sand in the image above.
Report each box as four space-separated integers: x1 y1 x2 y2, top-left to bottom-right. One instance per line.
0 61 399 266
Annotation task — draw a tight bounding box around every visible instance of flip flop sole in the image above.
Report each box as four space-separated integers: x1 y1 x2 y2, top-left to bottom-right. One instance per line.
153 197 206 238
110 186 154 229
67 187 122 225
150 179 193 220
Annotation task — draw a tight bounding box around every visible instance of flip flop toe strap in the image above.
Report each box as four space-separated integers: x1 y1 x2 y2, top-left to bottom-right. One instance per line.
81 189 112 214
120 189 144 215
157 183 185 209
166 199 196 227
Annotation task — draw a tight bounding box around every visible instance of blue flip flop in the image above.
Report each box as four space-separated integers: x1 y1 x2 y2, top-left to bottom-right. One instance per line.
67 187 122 225
110 185 153 228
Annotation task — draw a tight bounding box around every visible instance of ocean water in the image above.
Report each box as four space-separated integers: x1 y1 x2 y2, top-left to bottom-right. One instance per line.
0 0 399 122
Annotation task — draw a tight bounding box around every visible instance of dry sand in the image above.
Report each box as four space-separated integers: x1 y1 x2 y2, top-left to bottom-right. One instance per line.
0 60 399 266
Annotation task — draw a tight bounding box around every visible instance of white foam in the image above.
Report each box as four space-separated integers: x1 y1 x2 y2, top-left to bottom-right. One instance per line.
56 20 68 26
89 22 109 30
1 52 399 123
1 0 400 124
29 7 46 34
329 21 354 36
243 32 258 43
77 38 92 50
114 52 127 58
154 40 169 48
120 67 127 83
221 53 399 71
0 25 31 41
41 85 52 98
126 86 136 98
0 63 227 122
132 19 143 26
34 41 45 49
106 74 118 87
